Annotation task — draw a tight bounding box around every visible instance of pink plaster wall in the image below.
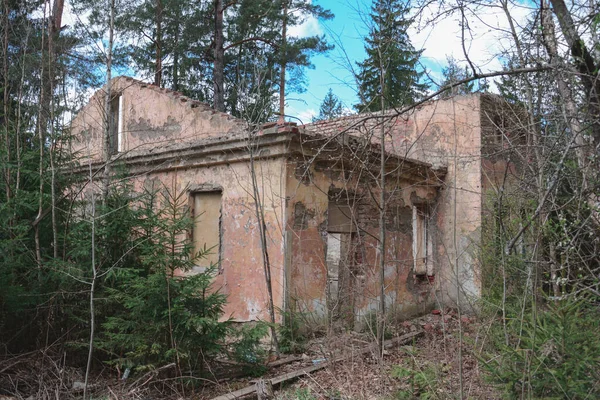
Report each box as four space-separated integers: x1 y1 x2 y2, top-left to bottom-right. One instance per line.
285 158 440 324
306 95 486 309
71 77 247 161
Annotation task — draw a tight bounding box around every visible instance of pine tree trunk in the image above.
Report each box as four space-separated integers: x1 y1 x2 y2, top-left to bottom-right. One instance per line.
2 0 10 203
213 0 225 111
154 0 162 87
278 1 288 122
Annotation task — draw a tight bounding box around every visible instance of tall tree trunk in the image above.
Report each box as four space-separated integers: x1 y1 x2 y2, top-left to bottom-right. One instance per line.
34 2 48 268
377 48 386 354
102 0 115 203
38 0 64 146
154 0 162 87
541 1 587 182
2 0 10 203
33 0 64 264
249 140 279 354
549 0 600 148
278 0 288 122
213 0 225 111
172 14 180 91
48 0 58 259
83 161 97 400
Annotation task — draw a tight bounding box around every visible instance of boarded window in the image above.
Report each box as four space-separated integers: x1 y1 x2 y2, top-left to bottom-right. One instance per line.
413 206 433 276
191 191 222 273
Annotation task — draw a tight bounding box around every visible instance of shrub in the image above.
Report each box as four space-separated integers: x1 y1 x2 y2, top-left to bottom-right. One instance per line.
483 296 600 399
278 308 308 354
96 186 230 373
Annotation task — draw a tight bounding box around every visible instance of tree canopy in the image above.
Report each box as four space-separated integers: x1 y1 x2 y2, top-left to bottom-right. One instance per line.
355 0 427 112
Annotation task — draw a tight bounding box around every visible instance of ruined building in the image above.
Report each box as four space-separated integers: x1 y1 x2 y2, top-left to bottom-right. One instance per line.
71 77 516 326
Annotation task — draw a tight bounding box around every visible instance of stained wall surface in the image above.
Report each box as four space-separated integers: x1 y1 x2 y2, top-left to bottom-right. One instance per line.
72 76 494 322
129 158 288 322
306 95 485 309
71 76 247 161
70 77 287 322
284 157 441 325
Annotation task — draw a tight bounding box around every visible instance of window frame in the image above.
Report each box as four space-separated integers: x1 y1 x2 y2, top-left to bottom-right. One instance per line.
189 190 223 274
413 205 433 276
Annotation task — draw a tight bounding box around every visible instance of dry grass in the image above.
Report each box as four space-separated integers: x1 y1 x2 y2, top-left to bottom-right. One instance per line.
0 311 500 399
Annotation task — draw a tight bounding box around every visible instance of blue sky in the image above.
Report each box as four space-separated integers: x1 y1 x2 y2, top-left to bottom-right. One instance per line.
287 0 370 123
287 0 532 122
61 0 532 121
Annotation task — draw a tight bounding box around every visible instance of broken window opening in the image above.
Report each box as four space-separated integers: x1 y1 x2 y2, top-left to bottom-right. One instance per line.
190 191 222 275
413 205 433 277
326 194 358 326
108 94 124 155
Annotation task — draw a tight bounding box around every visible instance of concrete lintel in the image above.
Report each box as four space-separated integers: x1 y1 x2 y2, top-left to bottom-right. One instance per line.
188 183 223 193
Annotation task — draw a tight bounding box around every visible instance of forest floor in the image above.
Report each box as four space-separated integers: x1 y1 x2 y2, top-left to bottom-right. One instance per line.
0 311 501 400
203 310 500 400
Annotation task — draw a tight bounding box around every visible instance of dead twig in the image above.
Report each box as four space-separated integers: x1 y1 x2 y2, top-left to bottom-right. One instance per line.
126 362 176 393
210 330 423 400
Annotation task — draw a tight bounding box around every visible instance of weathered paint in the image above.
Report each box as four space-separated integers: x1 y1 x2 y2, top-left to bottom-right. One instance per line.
284 156 440 325
71 76 247 161
305 94 519 310
71 77 518 324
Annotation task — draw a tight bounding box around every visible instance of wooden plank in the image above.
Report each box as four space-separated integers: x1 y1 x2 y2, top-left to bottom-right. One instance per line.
266 355 302 368
210 330 422 400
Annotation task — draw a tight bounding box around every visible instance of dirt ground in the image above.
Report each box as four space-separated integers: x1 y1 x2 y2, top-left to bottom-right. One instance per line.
0 310 501 399
203 310 500 400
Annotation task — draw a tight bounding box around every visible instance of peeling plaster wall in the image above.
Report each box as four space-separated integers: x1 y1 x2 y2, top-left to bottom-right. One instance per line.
126 158 288 323
306 95 484 310
70 77 247 161
70 78 288 323
285 158 440 324
395 96 483 309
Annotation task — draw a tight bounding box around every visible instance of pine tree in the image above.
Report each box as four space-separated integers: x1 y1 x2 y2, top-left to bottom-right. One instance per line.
439 57 475 98
313 88 343 122
355 0 427 112
439 56 488 98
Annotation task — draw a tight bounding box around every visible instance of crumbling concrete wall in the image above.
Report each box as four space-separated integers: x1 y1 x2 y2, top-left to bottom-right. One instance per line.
306 95 485 310
125 158 288 323
70 77 287 323
395 96 483 310
71 76 247 161
285 157 440 326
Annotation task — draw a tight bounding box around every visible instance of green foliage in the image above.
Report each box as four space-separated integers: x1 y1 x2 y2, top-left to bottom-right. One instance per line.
355 0 427 112
116 0 211 94
278 309 308 354
96 185 230 372
391 359 440 399
361 311 392 341
313 89 344 122
439 56 487 98
230 323 269 374
278 388 318 400
483 297 600 399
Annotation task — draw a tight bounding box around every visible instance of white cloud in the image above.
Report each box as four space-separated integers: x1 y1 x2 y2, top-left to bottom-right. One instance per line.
410 1 533 73
288 1 324 38
289 107 318 124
